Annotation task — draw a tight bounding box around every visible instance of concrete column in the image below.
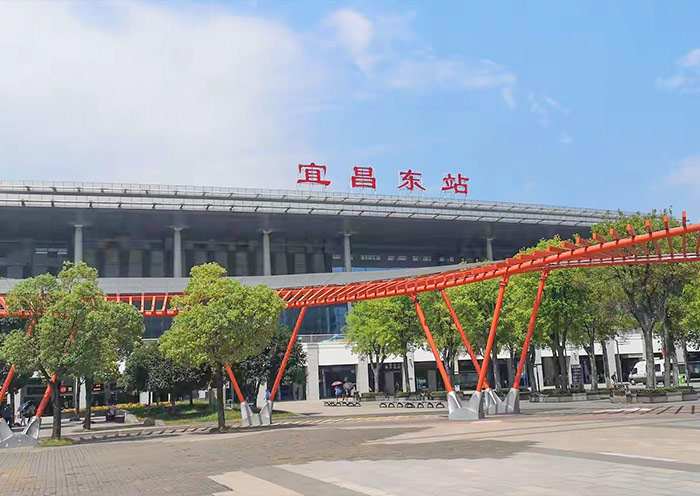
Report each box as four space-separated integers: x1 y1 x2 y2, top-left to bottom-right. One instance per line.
405 351 416 392
605 339 623 382
486 237 494 261
357 355 370 393
305 343 320 400
73 225 83 263
262 230 272 276
256 381 268 409
173 227 183 278
343 232 352 272
534 348 545 390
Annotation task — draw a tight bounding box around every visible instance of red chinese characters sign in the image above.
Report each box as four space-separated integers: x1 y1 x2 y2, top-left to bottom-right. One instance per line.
297 163 330 186
397 170 425 191
351 167 376 189
441 173 469 195
295 162 470 195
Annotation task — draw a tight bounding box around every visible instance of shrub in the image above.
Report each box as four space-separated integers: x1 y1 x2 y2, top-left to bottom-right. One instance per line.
360 392 377 399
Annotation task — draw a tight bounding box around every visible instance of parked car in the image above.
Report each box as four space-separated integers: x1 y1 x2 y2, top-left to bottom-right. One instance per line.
629 359 670 385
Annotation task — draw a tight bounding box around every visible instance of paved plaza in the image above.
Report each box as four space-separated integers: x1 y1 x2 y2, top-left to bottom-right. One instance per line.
3 401 700 495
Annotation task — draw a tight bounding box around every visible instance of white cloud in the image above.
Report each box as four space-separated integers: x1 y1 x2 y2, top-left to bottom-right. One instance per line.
666 156 700 191
559 131 573 145
0 2 324 187
325 9 374 74
529 92 568 127
657 48 700 93
325 9 517 108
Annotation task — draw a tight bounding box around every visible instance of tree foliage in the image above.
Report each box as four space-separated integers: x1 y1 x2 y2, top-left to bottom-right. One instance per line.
160 263 284 430
236 323 306 402
593 211 696 388
0 263 144 437
345 298 398 392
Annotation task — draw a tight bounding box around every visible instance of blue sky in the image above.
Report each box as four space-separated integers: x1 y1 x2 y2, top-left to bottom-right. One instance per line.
0 1 699 215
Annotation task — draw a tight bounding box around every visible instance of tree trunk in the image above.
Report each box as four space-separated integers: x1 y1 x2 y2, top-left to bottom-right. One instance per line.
550 345 561 389
9 388 15 426
373 363 382 393
490 345 501 390
670 337 680 386
402 353 411 393
189 391 194 406
51 377 62 440
527 344 537 391
663 320 672 387
83 377 93 430
506 351 515 388
215 367 226 431
641 321 656 389
601 340 611 387
557 350 568 389
587 332 598 392
683 339 690 382
73 378 80 420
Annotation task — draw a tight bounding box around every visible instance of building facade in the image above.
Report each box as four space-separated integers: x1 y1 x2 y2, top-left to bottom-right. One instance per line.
2 179 666 404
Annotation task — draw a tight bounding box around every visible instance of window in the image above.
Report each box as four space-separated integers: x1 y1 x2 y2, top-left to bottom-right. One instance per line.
412 256 419 262
387 255 395 262
397 256 407 262
422 256 431 262
654 364 661 372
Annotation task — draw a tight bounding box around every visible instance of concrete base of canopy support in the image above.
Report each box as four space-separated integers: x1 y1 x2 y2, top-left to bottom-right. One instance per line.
239 402 262 427
447 390 484 420
259 400 273 426
0 417 39 449
484 388 510 415
504 388 520 414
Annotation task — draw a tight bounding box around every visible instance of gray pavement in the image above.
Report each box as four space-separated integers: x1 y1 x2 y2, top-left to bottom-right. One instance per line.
3 401 700 495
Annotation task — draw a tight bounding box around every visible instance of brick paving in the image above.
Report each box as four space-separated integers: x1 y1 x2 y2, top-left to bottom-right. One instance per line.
2 406 700 495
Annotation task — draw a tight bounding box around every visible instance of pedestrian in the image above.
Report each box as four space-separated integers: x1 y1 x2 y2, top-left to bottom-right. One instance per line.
334 385 341 402
611 373 618 386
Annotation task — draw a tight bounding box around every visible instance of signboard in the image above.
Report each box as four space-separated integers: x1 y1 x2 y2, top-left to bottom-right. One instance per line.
571 364 583 386
92 383 104 393
59 384 74 396
296 163 470 195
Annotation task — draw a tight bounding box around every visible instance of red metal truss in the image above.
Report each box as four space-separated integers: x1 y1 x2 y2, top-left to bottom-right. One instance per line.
1 215 699 318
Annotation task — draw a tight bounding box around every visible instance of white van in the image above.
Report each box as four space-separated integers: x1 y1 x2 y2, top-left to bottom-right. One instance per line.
629 359 670 385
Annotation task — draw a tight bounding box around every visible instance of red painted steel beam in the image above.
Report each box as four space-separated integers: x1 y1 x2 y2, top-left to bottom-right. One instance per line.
412 293 454 393
225 362 246 404
440 289 490 389
269 306 307 401
34 373 56 419
0 365 16 406
512 271 549 391
476 276 509 392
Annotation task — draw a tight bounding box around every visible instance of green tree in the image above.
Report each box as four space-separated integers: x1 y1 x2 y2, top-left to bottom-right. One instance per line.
420 291 463 388
0 318 31 425
446 278 508 388
1 263 144 439
159 263 284 431
122 340 210 408
236 323 306 402
593 211 691 388
345 298 397 393
567 268 630 390
73 301 144 429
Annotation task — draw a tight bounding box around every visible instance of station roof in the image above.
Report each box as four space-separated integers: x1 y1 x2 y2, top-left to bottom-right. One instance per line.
0 179 622 227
